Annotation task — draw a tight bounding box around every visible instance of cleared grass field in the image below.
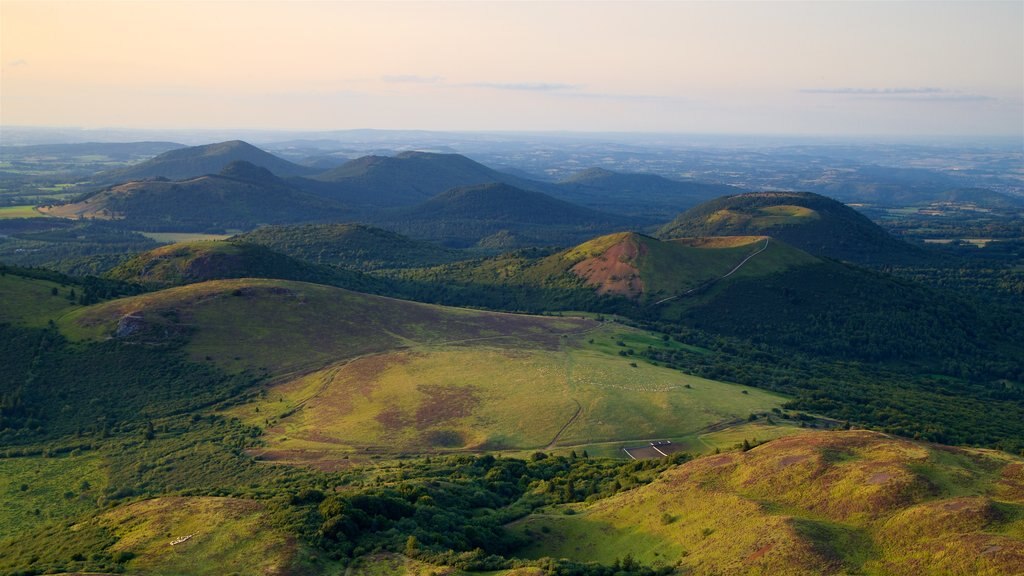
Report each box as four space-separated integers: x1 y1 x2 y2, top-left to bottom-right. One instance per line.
512 431 1024 575
0 273 82 326
234 322 787 457
61 278 595 374
92 497 325 575
0 454 106 540
0 205 47 219
137 231 233 243
62 278 790 460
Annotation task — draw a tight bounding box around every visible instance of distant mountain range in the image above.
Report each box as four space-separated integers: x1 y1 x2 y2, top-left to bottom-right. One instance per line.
91 140 318 184
557 167 742 218
306 151 546 208
44 160 347 231
371 182 634 248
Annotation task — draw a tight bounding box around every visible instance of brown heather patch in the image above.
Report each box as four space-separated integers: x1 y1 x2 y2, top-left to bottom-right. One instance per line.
997 462 1024 503
684 431 935 522
415 384 480 428
342 352 415 398
879 497 998 547
872 532 1024 576
376 405 412 430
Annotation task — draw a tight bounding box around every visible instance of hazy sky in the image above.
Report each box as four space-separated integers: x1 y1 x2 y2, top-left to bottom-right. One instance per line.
2 1 1021 137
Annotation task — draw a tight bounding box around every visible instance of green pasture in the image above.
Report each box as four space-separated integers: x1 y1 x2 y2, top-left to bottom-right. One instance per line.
0 205 46 219
235 322 787 456
137 231 233 243
0 454 106 540
0 273 81 326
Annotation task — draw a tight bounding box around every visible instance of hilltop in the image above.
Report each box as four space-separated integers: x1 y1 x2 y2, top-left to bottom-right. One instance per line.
557 167 742 218
105 240 382 293
657 191 924 265
375 182 635 248
415 231 815 304
403 230 1017 366
41 161 348 231
514 429 1024 575
232 223 466 270
309 150 546 208
91 140 317 184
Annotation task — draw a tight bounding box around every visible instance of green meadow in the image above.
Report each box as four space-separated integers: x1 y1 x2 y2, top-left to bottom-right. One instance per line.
233 321 787 457
0 205 47 219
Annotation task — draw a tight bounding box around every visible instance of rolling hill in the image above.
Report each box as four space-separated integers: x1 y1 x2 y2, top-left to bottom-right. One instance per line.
308 150 547 208
54 277 784 457
514 429 1024 575
404 230 1018 366
105 239 383 293
374 182 636 248
556 167 742 218
41 161 348 231
232 223 466 270
657 191 925 265
91 140 317 184
414 231 816 304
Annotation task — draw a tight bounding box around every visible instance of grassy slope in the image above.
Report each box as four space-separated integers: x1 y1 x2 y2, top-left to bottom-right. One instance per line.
0 454 106 539
0 496 327 576
52 276 788 456
513 430 1024 575
434 232 818 306
233 323 787 456
0 272 82 327
60 278 594 375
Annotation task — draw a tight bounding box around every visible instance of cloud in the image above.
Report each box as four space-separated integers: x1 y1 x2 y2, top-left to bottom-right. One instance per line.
464 81 581 92
800 87 995 102
801 87 945 95
382 74 443 84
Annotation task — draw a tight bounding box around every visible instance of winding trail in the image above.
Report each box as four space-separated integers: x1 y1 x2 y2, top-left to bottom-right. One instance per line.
654 238 770 305
545 399 582 450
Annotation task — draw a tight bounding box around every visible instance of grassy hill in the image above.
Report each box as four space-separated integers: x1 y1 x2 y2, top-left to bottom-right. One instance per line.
512 430 1024 575
556 167 742 219
232 330 786 457
91 140 317 184
411 232 816 305
40 161 348 232
375 183 636 248
657 191 924 265
309 151 547 208
54 277 784 457
232 223 467 270
105 239 385 294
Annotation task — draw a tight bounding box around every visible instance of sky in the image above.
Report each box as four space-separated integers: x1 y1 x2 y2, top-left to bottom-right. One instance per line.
1 1 1022 138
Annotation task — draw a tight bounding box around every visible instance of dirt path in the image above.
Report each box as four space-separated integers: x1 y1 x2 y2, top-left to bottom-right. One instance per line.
545 398 582 450
654 238 770 305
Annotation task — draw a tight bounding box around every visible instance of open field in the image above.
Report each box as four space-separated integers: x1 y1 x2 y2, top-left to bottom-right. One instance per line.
233 322 787 457
0 273 82 326
0 205 47 219
0 496 330 576
51 278 791 460
0 454 106 540
136 231 233 243
511 430 1024 575
60 278 596 374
